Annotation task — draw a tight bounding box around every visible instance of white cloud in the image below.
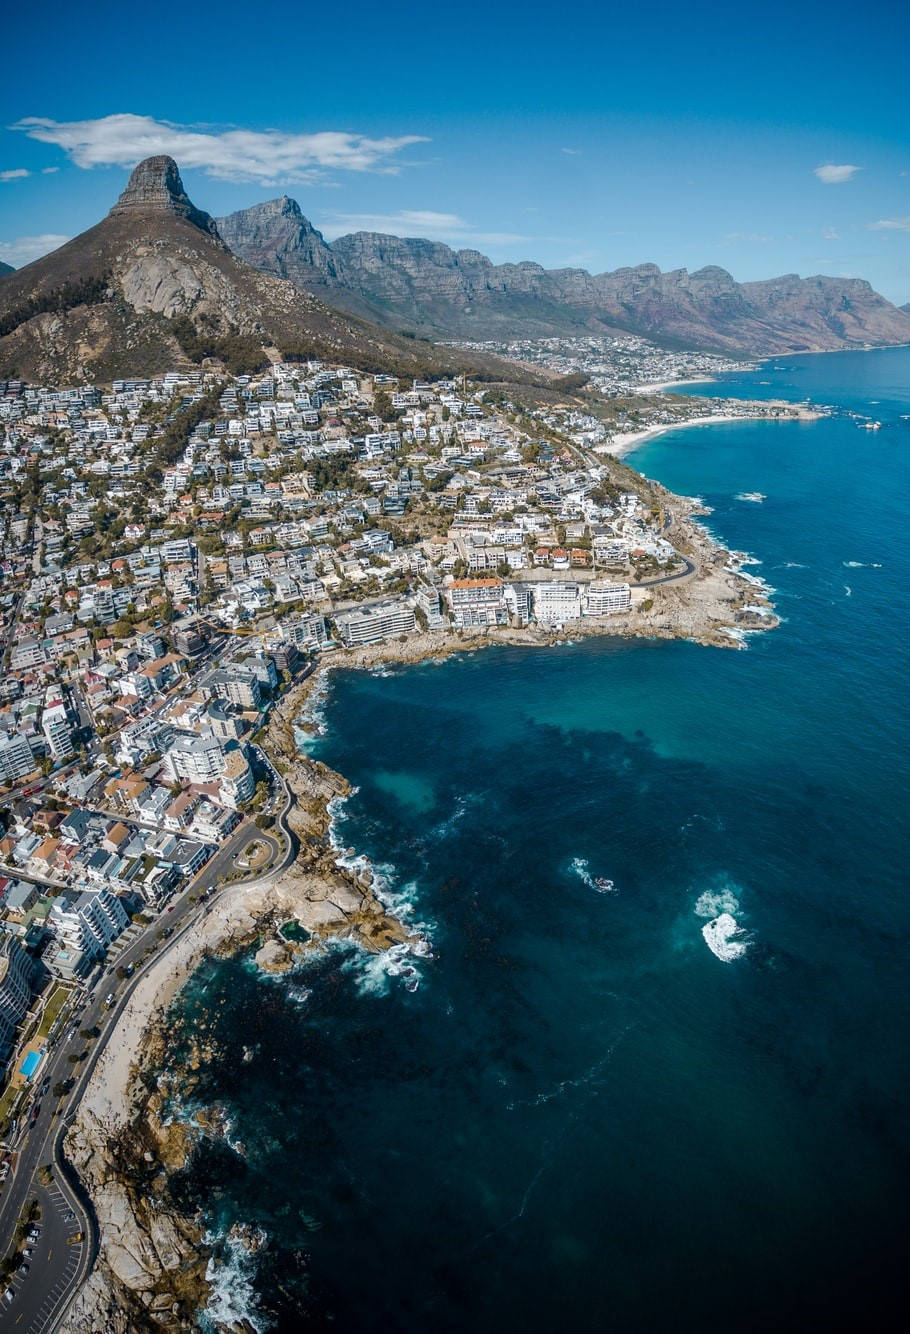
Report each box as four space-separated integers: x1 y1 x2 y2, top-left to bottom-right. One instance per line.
866 216 910 232
0 169 30 182
822 226 840 240
11 114 429 184
814 163 861 184
0 233 71 267
319 209 536 247
41 166 59 174
561 147 583 156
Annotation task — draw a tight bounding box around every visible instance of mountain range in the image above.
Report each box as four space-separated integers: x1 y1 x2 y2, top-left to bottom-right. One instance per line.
2 159 909 385
217 195 910 356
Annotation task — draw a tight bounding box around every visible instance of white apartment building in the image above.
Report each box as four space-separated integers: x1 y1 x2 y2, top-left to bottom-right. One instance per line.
50 887 128 962
446 578 507 628
284 612 328 651
42 704 75 761
0 731 35 783
334 600 416 648
163 730 226 784
531 581 582 623
585 582 632 615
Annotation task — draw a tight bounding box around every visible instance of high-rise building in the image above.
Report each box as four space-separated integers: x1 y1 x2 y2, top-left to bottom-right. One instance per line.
0 731 35 783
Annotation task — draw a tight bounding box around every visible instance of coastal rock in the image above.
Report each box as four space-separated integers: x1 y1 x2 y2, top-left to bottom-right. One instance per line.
60 1098 212 1332
254 937 295 973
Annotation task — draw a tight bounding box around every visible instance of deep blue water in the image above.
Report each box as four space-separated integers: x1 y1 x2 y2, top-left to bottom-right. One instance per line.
167 347 910 1332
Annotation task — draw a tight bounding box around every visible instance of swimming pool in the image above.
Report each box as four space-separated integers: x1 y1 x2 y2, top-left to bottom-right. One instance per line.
20 1049 43 1080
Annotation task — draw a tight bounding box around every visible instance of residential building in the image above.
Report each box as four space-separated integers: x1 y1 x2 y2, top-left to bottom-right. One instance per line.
42 704 75 761
446 578 507 628
0 731 35 783
163 730 226 784
334 600 417 648
585 582 632 615
531 581 582 623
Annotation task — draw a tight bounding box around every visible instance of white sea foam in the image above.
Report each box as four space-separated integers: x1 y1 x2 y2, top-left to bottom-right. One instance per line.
695 886 750 961
731 567 773 590
701 913 750 962
694 887 740 918
295 669 333 741
571 857 617 893
735 491 766 503
200 1226 268 1333
844 585 852 597
843 560 882 568
434 792 479 839
327 795 435 994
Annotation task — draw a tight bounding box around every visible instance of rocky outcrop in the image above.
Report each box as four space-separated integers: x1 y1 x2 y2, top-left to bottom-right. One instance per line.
60 1096 211 1333
220 197 910 354
108 155 223 243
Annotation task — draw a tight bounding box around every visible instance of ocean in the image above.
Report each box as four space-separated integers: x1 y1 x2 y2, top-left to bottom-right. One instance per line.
163 346 910 1332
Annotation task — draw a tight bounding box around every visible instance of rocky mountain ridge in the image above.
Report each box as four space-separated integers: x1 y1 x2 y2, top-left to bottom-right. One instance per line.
218 198 910 355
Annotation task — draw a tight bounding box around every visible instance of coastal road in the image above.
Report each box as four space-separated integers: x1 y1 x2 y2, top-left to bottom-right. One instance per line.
635 553 697 586
0 815 277 1331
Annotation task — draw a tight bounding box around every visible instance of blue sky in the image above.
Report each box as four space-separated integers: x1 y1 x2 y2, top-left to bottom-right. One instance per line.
2 0 909 303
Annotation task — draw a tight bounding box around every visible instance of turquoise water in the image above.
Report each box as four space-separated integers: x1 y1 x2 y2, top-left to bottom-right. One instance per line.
20 1049 42 1080
168 346 910 1332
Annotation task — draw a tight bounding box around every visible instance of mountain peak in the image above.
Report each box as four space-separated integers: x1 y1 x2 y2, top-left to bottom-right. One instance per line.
109 155 221 238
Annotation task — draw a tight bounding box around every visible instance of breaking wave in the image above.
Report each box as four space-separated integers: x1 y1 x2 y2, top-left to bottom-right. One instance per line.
694 886 751 962
327 793 435 995
200 1225 268 1333
571 857 617 894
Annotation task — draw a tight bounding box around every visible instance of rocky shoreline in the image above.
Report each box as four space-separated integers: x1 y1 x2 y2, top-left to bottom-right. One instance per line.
57 480 775 1331
59 735 416 1332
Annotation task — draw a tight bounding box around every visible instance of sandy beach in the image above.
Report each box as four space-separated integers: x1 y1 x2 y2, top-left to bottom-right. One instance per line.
599 412 760 458
633 376 718 394
600 404 822 459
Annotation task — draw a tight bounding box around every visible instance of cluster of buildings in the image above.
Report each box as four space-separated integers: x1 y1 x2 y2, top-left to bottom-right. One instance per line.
446 333 753 398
